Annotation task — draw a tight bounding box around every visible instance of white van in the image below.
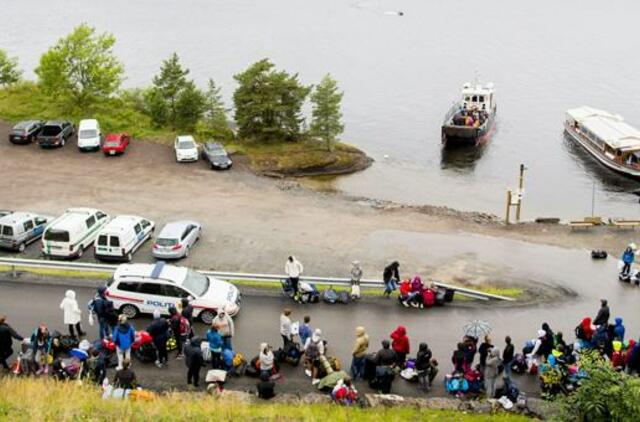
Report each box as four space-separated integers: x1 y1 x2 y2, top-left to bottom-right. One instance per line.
42 208 110 258
0 212 52 252
77 119 101 151
94 215 155 262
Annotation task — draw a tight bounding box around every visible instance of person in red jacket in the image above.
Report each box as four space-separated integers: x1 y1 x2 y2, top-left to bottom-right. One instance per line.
390 325 410 367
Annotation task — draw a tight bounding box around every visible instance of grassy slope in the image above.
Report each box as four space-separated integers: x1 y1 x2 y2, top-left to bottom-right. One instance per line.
0 265 522 299
0 83 368 175
0 378 530 421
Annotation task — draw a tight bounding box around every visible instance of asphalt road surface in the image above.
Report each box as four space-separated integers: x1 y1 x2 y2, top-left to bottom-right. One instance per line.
0 278 544 397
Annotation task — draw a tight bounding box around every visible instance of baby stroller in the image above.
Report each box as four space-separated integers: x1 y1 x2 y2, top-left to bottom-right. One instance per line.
281 278 320 304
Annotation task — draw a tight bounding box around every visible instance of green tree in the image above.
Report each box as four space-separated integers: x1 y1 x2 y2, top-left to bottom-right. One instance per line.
197 79 232 140
310 74 344 151
0 50 22 86
35 24 123 111
146 53 189 130
233 58 310 142
175 80 206 131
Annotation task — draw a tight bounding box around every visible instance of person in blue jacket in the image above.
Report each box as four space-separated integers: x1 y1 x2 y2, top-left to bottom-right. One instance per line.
621 245 635 276
206 323 223 369
613 317 626 342
112 314 135 371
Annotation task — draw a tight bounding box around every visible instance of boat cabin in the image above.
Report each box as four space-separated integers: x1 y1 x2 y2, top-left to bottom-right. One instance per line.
565 107 640 168
461 82 495 112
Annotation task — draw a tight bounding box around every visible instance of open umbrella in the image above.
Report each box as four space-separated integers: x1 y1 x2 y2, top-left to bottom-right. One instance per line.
463 320 492 339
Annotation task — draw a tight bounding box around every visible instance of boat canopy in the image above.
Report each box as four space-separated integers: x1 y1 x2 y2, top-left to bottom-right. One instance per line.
566 106 640 151
460 82 494 111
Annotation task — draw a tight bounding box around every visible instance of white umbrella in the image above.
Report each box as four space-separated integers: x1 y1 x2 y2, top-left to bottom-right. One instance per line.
463 320 492 339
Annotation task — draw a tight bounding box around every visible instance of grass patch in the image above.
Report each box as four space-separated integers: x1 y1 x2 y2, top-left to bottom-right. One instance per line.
0 265 112 280
0 378 531 421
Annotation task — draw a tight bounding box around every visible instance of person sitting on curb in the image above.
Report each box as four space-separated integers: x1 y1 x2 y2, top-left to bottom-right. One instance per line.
256 371 276 399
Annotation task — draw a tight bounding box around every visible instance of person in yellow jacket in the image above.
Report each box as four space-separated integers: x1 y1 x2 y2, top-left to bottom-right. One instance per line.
350 326 369 380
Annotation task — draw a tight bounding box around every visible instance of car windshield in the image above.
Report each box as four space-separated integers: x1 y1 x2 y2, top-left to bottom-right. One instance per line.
41 126 61 136
105 138 121 145
210 150 226 157
44 229 69 242
182 270 209 297
80 129 97 138
178 141 196 150
156 238 178 247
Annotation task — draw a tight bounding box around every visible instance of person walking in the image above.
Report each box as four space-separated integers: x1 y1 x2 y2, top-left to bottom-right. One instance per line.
147 310 170 368
112 315 135 371
350 326 369 380
478 335 493 369
0 315 23 371
90 286 115 340
594 299 610 327
484 348 501 398
350 261 363 300
382 261 400 298
502 336 515 382
299 315 312 347
206 324 223 369
621 245 635 276
169 306 186 359
280 309 293 349
303 329 325 384
259 343 275 379
390 325 410 367
185 336 204 388
60 290 85 338
212 308 234 351
285 256 304 301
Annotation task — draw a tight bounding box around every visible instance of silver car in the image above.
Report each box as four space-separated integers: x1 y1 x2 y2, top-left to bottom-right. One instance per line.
152 220 202 260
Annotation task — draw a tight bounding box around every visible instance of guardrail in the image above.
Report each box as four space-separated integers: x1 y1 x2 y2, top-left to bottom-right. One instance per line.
0 257 515 302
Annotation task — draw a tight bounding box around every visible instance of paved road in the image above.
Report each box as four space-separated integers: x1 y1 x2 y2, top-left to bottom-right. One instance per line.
0 278 545 397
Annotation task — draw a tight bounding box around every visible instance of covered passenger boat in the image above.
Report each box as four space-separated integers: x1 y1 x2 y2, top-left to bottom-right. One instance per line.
441 82 496 147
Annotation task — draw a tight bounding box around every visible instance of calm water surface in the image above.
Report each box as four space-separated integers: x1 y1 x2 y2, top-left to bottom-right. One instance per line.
2 0 639 219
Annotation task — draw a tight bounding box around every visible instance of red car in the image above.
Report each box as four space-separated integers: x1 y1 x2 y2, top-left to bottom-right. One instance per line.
102 133 130 156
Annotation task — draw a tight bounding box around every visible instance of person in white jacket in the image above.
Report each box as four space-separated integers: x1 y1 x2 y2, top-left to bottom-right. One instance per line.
60 290 85 338
285 256 304 301
212 308 235 351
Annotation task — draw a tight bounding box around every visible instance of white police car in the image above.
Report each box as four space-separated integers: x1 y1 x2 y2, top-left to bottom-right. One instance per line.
105 262 241 324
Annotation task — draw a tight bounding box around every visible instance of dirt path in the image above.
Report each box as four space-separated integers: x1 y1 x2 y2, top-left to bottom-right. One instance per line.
0 121 633 294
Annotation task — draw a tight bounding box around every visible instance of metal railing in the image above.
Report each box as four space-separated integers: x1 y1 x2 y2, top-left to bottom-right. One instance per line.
0 257 515 302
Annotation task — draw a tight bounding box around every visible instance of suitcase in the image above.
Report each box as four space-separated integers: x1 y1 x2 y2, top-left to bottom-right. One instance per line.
435 289 446 305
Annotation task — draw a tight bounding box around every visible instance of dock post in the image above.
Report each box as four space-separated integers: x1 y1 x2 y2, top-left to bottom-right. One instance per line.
515 164 526 222
505 190 512 225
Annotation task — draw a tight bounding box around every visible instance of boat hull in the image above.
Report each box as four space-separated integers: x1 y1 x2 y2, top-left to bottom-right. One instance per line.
442 115 495 148
564 122 640 179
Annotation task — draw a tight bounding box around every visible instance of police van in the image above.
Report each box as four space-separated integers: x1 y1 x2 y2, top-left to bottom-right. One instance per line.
105 262 241 324
42 208 110 258
0 212 52 252
94 215 155 262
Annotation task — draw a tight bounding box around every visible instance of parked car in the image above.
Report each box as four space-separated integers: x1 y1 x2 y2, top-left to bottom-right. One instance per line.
152 220 201 260
9 120 43 144
42 208 109 258
77 119 102 151
36 120 74 148
94 215 154 262
0 212 52 252
106 261 241 322
102 133 130 156
174 135 199 162
202 142 232 170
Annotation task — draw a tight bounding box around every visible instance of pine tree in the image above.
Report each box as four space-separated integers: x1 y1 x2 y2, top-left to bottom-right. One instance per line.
197 79 232 140
310 74 344 151
148 53 189 129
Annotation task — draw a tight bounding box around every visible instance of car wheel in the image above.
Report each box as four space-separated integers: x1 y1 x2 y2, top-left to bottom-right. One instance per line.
17 243 26 253
211 162 215 170
120 304 139 319
126 252 133 262
77 246 83 258
61 137 66 147
184 246 189 258
199 310 217 325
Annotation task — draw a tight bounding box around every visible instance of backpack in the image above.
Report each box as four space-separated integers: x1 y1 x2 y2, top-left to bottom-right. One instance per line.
435 289 446 305
323 288 338 304
422 289 435 307
337 291 350 304
511 353 527 374
328 356 342 371
179 316 190 336
284 342 302 366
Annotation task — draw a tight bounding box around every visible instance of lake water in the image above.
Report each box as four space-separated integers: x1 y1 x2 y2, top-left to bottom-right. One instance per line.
3 0 640 219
